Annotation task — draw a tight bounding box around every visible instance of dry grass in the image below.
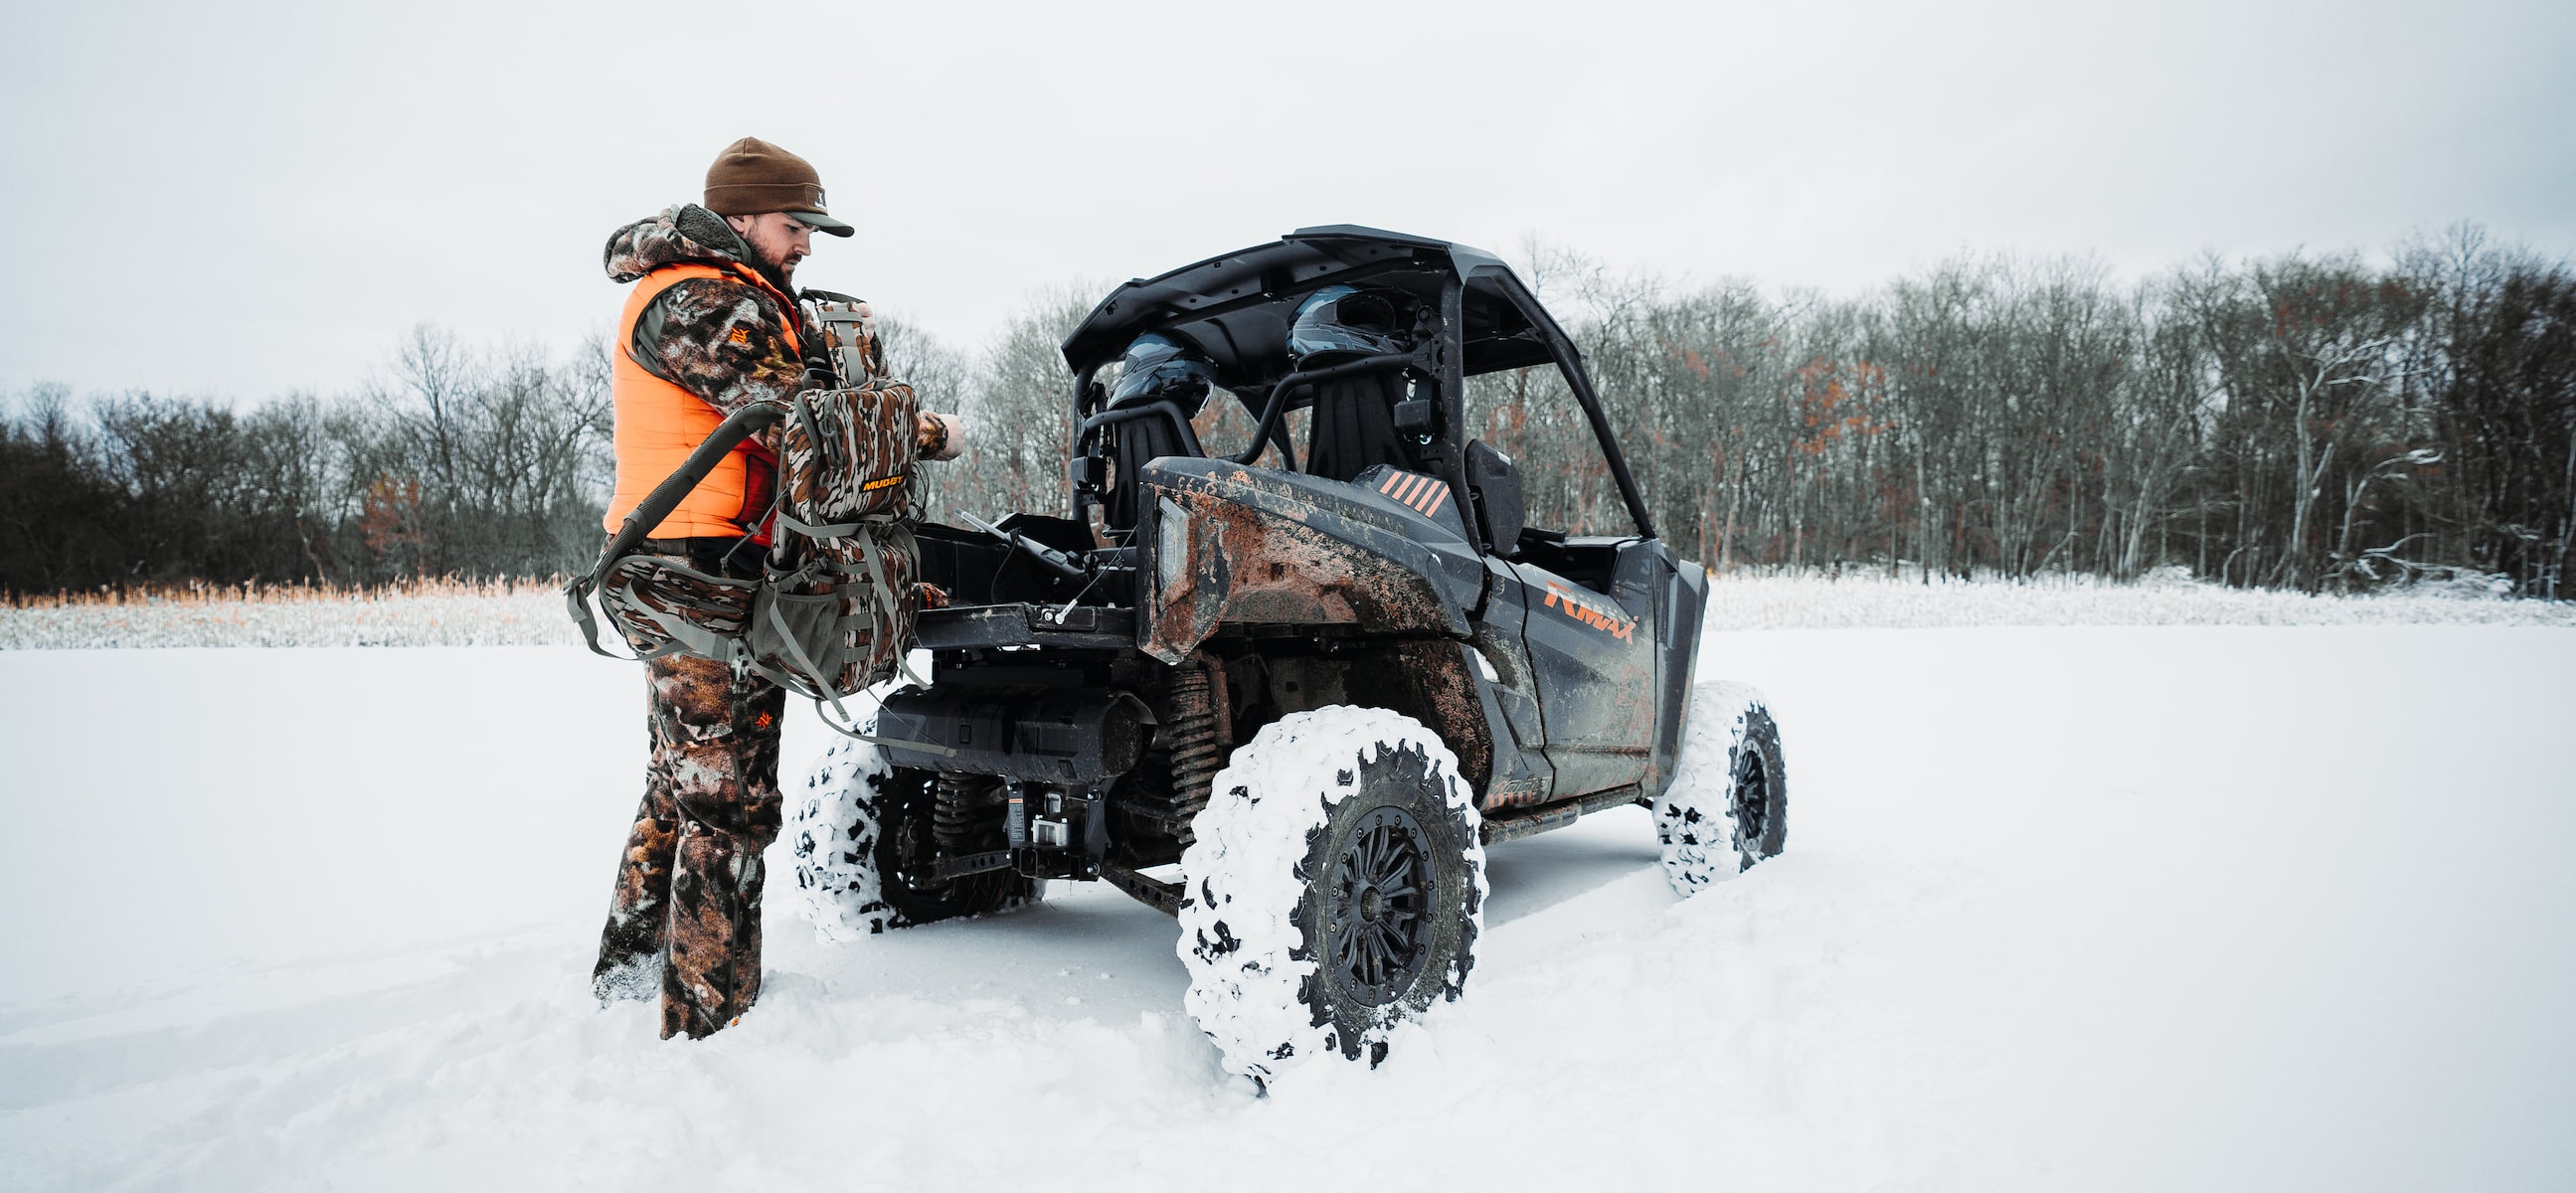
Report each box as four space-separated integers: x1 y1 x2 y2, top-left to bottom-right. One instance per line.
3 568 2568 650
0 577 586 649
3 576 564 609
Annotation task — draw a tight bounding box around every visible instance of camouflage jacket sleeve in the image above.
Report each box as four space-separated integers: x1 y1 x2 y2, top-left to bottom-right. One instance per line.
628 275 814 416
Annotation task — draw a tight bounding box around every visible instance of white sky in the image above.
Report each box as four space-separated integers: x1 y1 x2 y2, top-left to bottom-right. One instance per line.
3 0 2570 400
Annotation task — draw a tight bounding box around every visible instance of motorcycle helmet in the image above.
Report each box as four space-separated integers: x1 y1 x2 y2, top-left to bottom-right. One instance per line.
1107 332 1218 413
1287 284 1414 364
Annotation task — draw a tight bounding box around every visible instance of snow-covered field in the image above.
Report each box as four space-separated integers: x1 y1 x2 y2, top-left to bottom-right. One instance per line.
3 618 2572 1190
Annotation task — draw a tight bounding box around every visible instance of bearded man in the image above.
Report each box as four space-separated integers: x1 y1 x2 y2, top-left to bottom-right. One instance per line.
590 136 960 1039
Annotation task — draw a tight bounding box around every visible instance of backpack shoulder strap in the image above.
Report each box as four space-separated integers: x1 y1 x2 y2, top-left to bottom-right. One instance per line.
565 398 789 654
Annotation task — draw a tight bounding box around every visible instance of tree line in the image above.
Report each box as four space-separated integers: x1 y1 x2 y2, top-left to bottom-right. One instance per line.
1476 225 2574 597
1 329 613 593
5 226 2569 598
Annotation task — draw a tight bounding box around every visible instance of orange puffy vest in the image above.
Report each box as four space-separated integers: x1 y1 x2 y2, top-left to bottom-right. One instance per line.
603 262 803 539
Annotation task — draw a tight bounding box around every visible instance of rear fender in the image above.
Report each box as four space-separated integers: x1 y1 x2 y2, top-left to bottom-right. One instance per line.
1255 637 1517 803
1136 458 1477 664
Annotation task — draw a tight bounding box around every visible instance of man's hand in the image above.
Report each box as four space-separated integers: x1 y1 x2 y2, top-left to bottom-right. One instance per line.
916 411 964 461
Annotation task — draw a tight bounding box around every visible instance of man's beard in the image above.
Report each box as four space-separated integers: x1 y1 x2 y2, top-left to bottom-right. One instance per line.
745 245 800 294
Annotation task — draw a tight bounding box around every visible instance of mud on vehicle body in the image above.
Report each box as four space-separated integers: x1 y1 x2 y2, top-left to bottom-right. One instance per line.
789 227 1784 1084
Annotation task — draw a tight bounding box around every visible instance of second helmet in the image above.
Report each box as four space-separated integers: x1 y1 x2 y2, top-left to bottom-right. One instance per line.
1109 333 1218 412
1288 284 1415 364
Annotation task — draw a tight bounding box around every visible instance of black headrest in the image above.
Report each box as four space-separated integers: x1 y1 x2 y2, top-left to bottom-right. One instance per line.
1465 439 1523 556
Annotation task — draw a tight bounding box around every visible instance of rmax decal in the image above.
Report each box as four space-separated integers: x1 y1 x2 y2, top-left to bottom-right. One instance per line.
1542 580 1636 641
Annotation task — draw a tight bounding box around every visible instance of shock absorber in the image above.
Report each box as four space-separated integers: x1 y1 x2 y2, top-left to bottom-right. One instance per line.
932 773 982 854
1163 659 1229 838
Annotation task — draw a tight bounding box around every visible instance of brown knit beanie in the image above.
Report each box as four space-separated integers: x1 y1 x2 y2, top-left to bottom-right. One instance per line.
704 137 852 236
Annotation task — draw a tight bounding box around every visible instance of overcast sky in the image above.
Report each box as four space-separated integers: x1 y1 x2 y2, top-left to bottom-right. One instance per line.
3 0 2570 400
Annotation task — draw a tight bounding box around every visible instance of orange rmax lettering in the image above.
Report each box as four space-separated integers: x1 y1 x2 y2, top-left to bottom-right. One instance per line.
1542 581 1635 641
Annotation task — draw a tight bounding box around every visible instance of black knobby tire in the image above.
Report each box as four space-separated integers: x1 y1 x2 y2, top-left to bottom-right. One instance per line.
1300 744 1480 1059
1177 708 1487 1086
789 737 1031 939
1725 707 1788 863
1653 680 1789 895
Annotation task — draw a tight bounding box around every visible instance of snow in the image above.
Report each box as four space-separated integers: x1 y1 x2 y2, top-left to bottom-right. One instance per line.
4 621 2573 1190
1693 569 2576 629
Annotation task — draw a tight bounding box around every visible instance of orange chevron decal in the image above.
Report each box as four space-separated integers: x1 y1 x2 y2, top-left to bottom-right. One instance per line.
1375 469 1454 520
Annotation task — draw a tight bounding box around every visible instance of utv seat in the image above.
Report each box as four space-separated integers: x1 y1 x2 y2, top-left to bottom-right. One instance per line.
1305 370 1417 483
1105 408 1188 532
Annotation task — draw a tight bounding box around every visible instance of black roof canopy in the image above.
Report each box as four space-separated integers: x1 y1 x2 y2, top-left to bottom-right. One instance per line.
1059 225 1570 395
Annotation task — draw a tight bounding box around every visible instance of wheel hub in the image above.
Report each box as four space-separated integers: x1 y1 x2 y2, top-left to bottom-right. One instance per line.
1325 806 1432 1004
890 814 946 894
887 783 966 898
1731 754 1768 848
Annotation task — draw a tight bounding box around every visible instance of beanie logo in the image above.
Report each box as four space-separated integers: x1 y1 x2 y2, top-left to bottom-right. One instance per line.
812 187 825 207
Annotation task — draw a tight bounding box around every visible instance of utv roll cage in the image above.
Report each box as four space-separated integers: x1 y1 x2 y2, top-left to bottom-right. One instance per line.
1059 225 1658 550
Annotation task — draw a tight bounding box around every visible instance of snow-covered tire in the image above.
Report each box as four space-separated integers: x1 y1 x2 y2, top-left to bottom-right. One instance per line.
787 736 1033 941
1176 707 1488 1087
1654 680 1788 896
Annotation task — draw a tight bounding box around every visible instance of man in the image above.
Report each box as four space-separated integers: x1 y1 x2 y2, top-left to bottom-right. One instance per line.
590 136 960 1039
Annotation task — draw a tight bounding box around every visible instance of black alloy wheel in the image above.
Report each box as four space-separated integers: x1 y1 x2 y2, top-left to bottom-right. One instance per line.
1289 734 1481 1065
1325 806 1432 1005
1727 704 1789 870
1730 751 1771 858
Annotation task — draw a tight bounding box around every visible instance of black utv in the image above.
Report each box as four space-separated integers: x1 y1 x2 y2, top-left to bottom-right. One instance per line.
788 226 1787 1085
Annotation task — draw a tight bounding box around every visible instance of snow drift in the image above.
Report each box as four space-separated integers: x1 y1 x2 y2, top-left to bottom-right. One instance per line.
2 622 2572 1190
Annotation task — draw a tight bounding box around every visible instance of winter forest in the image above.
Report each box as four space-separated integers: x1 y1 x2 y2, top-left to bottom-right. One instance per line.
4 225 2570 599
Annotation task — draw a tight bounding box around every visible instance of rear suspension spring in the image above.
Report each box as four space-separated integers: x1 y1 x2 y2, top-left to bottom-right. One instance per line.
932 774 984 854
1163 664 1227 836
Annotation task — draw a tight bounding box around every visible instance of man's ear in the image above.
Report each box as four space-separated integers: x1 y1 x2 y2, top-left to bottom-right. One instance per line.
724 213 755 236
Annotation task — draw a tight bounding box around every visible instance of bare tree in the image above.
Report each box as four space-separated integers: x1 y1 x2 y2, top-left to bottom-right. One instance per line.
9 232 2573 600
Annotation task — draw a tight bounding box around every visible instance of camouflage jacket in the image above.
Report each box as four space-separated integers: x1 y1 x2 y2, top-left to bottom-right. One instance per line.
602 204 821 420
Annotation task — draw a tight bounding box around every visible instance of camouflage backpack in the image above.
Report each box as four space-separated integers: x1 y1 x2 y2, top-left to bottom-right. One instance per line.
566 296 933 739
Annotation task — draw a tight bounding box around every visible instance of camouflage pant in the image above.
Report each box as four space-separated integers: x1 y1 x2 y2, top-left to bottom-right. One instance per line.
593 648 786 1039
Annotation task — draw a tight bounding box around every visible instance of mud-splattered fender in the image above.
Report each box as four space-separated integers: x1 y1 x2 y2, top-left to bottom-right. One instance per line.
1137 459 1479 664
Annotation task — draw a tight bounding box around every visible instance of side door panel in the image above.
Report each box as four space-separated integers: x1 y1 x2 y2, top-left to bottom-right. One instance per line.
1469 556 1556 809
1511 540 1675 798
